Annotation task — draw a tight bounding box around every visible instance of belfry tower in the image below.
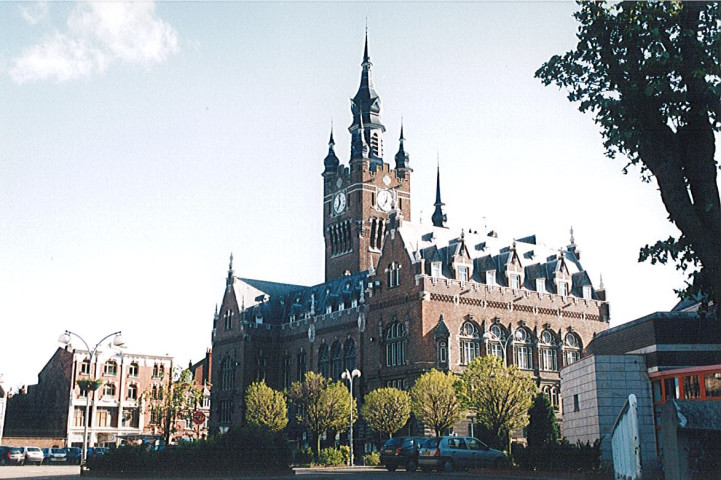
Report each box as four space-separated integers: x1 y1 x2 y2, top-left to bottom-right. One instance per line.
322 34 412 281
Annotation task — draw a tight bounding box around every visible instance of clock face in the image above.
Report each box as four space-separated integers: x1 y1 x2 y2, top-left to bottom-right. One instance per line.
377 189 393 212
333 192 346 214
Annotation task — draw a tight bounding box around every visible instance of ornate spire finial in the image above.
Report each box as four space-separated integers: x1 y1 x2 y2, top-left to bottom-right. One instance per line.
226 253 235 288
323 122 340 174
599 273 605 290
570 226 575 246
394 119 410 171
431 158 447 228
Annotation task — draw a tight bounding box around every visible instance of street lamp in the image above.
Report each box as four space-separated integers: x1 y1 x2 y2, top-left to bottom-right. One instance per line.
482 328 519 367
59 330 125 464
340 368 361 466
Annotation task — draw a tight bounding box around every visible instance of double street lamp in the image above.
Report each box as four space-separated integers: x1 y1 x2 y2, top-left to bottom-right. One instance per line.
340 368 361 467
482 328 520 367
58 330 125 464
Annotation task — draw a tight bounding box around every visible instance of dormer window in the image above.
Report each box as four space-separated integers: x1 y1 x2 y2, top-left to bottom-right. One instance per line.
255 313 263 324
458 266 469 283
583 286 592 300
431 262 442 278
289 314 296 323
536 278 546 293
326 305 332 314
339 301 345 311
486 270 496 286
559 281 569 297
351 298 358 308
510 274 521 290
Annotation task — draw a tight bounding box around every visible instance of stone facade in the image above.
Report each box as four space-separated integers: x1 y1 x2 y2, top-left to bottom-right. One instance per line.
209 36 610 446
561 354 657 470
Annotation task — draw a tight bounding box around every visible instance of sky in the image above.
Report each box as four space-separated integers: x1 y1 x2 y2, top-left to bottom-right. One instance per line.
0 1 684 390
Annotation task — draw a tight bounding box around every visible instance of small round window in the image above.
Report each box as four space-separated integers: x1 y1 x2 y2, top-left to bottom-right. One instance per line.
566 333 579 347
541 330 553 345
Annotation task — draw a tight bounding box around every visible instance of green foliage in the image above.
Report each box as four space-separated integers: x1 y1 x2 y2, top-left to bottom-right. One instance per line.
316 447 345 466
536 1 721 305
294 447 314 466
244 380 288 432
513 439 602 472
363 451 380 466
457 356 536 451
409 369 463 437
288 371 357 455
526 393 560 449
85 425 291 476
361 387 411 438
339 445 350 465
142 368 203 445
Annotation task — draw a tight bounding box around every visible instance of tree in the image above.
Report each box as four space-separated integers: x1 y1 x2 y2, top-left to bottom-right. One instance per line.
288 371 357 456
361 387 411 439
536 2 721 307
143 368 202 445
457 356 536 451
409 369 462 437
526 393 560 449
245 380 288 432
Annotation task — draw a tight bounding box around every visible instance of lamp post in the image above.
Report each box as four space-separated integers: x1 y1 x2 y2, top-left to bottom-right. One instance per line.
59 330 125 465
482 329 518 367
340 368 361 466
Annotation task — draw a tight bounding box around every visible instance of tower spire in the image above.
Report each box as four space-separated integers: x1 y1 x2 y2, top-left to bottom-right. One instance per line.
350 32 385 160
394 119 411 172
226 253 235 288
431 159 447 228
323 123 340 174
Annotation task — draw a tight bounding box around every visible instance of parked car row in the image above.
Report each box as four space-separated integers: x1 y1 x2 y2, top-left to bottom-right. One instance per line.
0 445 106 466
380 435 507 473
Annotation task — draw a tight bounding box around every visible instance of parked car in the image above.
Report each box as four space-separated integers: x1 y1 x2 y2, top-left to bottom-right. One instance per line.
41 447 67 464
86 447 108 459
0 446 25 465
418 436 507 472
65 447 82 465
379 436 427 472
20 447 43 465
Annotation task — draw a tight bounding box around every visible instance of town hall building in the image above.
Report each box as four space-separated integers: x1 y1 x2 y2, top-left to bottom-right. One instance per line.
209 36 610 446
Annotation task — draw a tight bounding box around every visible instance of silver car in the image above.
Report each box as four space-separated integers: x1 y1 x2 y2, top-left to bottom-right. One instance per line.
418 436 507 472
20 447 43 465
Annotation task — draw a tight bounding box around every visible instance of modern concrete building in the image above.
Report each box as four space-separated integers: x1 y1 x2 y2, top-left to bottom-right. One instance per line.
209 35 610 450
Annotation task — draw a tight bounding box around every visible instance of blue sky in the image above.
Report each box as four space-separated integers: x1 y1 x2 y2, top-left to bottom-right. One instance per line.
0 1 681 389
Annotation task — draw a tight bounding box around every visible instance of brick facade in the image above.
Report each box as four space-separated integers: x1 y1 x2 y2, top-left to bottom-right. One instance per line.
209 37 610 444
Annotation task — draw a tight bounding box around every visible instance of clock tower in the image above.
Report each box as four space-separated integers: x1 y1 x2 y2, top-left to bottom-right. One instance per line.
322 35 412 282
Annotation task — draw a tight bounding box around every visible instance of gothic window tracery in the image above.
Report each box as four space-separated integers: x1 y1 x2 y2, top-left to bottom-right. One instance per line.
487 324 506 359
220 357 234 391
331 341 343 379
564 332 582 366
513 327 534 370
343 338 356 372
539 330 558 372
297 348 307 381
385 322 406 367
460 321 481 365
319 343 330 378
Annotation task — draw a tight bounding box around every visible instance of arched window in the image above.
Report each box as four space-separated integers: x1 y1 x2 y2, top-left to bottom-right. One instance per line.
128 362 139 377
385 322 406 367
513 327 534 370
297 348 307 381
220 357 234 391
539 330 558 372
318 344 330 378
487 324 506 359
543 385 560 411
127 384 138 400
104 360 117 376
331 341 343 380
438 341 447 364
388 262 401 288
80 359 91 375
103 382 116 397
564 332 582 366
459 321 481 365
343 338 356 372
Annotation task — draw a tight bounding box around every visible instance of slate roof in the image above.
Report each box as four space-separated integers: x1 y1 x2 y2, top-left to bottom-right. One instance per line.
230 272 369 326
397 223 600 299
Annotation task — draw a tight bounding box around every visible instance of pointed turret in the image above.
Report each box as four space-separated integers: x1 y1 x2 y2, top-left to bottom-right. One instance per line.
431 162 447 228
226 253 234 288
350 32 385 160
323 126 340 174
394 121 411 172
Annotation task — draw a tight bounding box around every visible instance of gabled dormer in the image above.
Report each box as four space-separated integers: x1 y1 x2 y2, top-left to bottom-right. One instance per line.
553 252 572 297
505 241 525 290
451 231 473 282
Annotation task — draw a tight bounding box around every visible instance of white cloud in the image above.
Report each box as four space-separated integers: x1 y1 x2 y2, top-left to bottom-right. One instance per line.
19 2 48 25
10 1 179 84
